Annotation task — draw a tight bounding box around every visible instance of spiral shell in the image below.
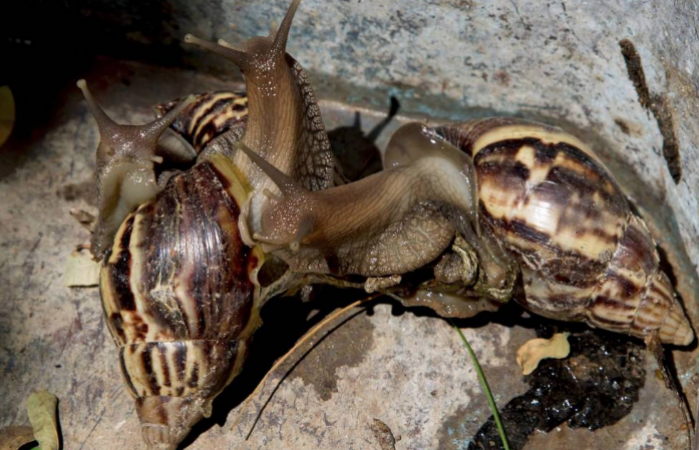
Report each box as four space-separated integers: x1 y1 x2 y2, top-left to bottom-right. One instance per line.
437 118 693 345
154 91 248 153
100 156 262 450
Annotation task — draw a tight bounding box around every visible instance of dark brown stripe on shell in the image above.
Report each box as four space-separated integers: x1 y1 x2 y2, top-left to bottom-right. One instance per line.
474 137 541 162
188 363 199 388
193 97 246 148
554 142 604 174
477 159 531 184
141 346 160 395
119 348 139 396
111 216 136 311
434 118 527 157
604 271 642 299
616 218 657 274
140 176 189 338
157 395 169 425
588 313 630 329
134 321 149 341
533 140 558 163
546 165 624 213
173 341 187 384
158 344 171 387
155 91 247 152
110 313 126 342
509 218 551 246
482 208 607 284
591 295 636 312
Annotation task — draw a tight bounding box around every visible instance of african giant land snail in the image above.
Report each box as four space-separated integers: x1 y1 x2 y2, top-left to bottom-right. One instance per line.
75 0 694 448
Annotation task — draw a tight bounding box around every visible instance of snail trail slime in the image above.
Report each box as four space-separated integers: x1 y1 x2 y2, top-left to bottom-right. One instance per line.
75 0 695 449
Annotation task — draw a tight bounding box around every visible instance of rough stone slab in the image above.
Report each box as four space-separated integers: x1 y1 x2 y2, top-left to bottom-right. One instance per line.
0 57 697 450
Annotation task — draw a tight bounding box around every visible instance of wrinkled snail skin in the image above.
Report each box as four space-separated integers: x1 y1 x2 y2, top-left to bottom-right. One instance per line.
239 124 483 277
436 118 694 346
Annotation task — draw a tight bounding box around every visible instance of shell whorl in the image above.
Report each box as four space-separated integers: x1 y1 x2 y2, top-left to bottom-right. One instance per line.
100 157 261 449
437 119 693 345
154 91 248 154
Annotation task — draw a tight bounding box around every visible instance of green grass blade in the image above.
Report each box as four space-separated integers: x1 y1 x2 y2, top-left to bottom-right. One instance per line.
451 321 510 450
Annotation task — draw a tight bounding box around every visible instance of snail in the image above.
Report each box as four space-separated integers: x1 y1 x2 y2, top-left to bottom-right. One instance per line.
242 119 693 346
78 1 339 448
75 0 695 448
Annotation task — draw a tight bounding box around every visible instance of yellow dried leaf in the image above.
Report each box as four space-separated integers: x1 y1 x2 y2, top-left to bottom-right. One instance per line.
64 250 100 287
26 391 60 450
0 85 15 148
516 332 570 376
0 425 36 450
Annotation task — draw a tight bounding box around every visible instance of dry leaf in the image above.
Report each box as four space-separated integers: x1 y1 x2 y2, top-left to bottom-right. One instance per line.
516 332 571 376
0 426 36 450
26 391 60 450
64 250 100 287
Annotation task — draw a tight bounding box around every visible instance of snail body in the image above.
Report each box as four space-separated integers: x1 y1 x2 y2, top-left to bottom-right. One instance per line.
245 120 693 345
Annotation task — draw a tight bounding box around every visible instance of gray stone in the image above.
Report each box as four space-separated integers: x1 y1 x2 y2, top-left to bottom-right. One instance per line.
1 1 698 449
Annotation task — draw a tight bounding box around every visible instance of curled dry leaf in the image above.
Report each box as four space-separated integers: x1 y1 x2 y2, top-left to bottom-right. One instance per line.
516 333 571 376
64 249 100 287
26 391 60 450
0 425 35 450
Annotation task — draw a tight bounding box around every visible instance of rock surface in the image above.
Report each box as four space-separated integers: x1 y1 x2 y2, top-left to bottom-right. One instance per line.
1 1 698 449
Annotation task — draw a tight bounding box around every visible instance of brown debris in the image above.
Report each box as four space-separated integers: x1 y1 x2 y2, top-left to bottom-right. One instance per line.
370 418 397 450
619 38 682 183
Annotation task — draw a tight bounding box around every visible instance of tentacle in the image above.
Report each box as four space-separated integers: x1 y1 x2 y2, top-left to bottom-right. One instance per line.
237 142 303 197
184 0 301 75
78 80 193 165
184 0 335 198
77 79 193 259
237 142 315 251
184 35 255 72
77 79 116 134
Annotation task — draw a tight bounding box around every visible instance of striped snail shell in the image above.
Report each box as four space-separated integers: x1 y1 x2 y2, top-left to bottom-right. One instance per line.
154 91 248 155
99 155 261 449
435 118 694 345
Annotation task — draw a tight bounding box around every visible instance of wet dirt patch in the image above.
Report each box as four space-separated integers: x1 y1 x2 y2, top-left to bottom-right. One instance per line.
290 310 375 401
468 329 645 450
